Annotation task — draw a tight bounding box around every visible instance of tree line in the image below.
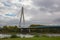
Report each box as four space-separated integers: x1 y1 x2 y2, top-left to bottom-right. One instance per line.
0 26 20 34
0 25 60 34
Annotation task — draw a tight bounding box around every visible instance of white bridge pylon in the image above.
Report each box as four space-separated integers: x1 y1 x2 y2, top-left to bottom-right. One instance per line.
19 7 30 33
19 7 25 28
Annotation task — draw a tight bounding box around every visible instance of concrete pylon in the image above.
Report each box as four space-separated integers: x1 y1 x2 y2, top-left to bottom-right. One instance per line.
19 7 25 28
19 7 25 33
19 7 30 33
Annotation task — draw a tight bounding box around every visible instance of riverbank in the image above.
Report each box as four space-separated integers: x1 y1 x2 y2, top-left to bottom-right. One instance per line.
0 37 60 40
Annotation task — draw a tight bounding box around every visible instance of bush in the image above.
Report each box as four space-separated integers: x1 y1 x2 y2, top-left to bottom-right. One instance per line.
10 34 20 38
23 36 25 38
34 34 40 37
41 35 49 37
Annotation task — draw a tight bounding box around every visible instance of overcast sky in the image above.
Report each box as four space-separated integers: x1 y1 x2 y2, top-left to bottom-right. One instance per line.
0 0 60 27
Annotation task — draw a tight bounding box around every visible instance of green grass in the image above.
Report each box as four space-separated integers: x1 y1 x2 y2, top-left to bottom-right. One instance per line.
0 37 60 40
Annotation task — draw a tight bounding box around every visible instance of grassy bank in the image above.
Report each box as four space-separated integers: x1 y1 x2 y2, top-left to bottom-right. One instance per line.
0 37 60 40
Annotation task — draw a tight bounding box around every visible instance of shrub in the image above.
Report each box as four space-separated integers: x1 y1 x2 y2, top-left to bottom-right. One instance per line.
34 34 40 37
10 34 20 38
41 35 49 37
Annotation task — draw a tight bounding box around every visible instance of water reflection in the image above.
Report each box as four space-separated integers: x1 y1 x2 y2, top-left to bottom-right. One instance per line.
0 34 60 38
0 34 34 38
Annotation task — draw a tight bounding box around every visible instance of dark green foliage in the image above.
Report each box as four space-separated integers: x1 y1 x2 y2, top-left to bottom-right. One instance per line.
10 34 20 38
0 26 20 34
30 24 44 28
34 34 40 37
0 25 60 34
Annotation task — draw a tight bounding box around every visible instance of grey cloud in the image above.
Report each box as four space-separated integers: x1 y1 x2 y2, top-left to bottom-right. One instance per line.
2 1 12 7
32 0 54 8
53 18 60 23
0 0 60 27
32 0 60 13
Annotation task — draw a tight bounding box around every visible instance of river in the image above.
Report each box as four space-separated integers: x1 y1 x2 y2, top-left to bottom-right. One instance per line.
0 34 60 38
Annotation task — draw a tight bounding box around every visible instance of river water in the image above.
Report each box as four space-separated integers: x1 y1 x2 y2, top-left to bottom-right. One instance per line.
0 34 60 38
0 34 34 38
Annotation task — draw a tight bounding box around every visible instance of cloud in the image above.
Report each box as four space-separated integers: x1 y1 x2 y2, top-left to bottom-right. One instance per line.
54 18 60 23
5 13 16 17
32 0 60 13
0 0 60 27
2 1 12 7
